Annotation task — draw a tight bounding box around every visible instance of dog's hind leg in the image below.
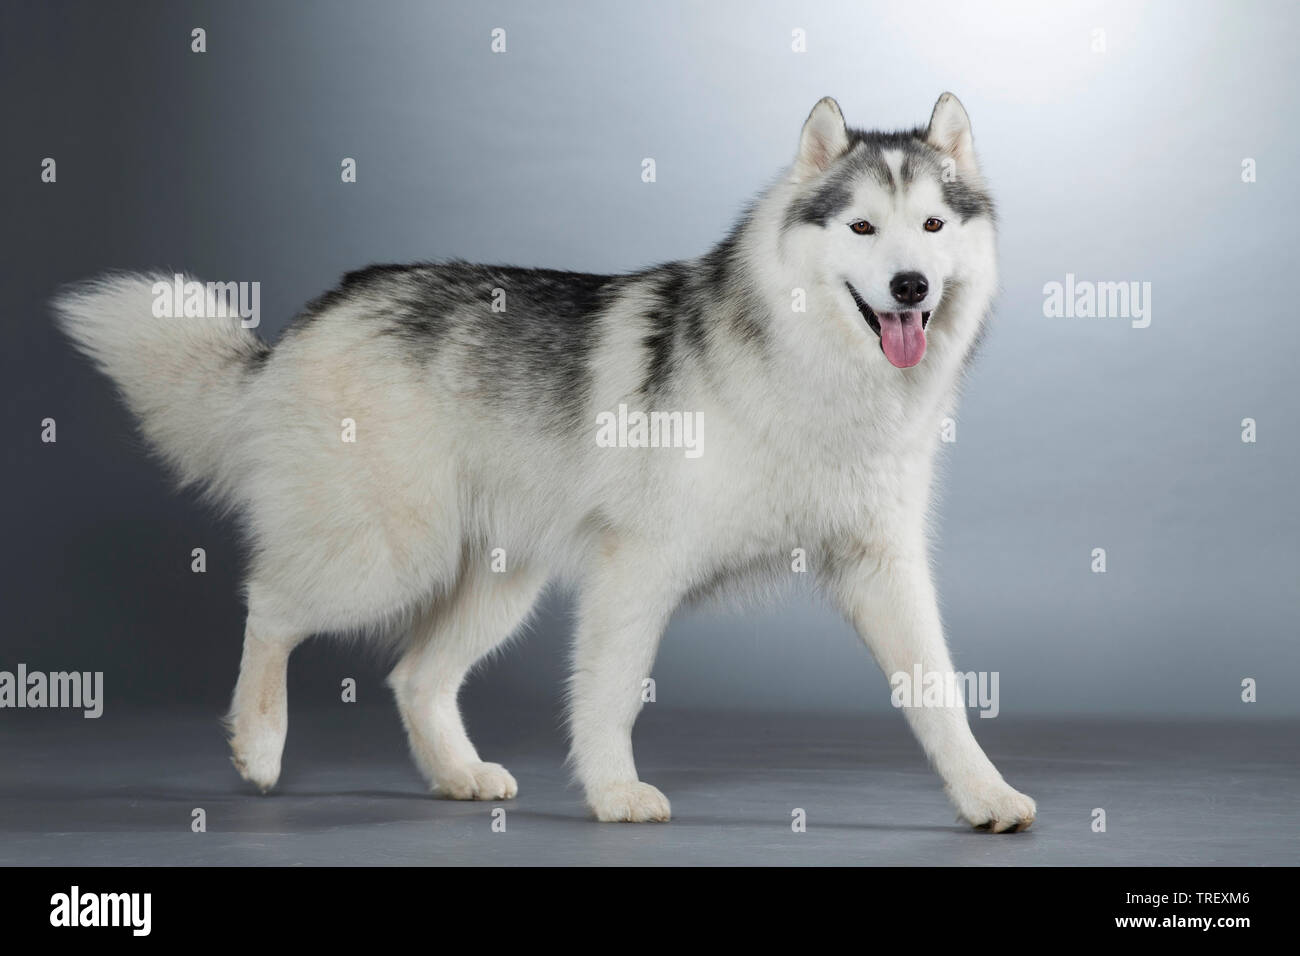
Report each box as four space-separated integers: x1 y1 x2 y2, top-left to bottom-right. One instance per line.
387 565 546 800
224 594 308 793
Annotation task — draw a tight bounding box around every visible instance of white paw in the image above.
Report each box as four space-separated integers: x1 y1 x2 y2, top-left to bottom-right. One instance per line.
434 761 518 800
948 777 1037 833
588 781 672 823
229 731 283 793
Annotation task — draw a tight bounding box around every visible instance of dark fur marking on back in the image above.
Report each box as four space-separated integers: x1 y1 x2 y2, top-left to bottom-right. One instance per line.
640 265 688 398
283 261 617 428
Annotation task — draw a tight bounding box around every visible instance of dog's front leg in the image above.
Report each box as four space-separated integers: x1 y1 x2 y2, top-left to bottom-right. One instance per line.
568 545 679 822
834 544 1036 832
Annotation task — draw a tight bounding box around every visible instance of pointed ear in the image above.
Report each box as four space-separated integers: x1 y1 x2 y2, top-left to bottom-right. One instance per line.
925 92 978 175
792 97 849 182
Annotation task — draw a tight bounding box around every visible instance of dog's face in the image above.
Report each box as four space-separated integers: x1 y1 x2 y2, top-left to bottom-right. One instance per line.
782 94 995 368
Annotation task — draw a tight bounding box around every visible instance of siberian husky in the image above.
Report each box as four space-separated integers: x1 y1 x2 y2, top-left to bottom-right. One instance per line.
55 93 1036 831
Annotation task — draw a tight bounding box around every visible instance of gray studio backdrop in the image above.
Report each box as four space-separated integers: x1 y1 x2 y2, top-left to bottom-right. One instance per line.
2 0 1296 722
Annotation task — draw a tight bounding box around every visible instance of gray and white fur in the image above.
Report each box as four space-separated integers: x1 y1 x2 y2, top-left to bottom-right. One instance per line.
54 93 1036 830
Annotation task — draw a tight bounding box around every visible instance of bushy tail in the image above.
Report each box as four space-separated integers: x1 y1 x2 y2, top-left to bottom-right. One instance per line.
53 272 269 509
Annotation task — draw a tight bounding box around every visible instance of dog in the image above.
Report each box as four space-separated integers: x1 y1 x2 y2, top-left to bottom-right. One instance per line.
55 92 1035 831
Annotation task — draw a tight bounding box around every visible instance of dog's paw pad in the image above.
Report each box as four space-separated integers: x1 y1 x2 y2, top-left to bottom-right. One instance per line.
434 761 518 801
588 781 672 822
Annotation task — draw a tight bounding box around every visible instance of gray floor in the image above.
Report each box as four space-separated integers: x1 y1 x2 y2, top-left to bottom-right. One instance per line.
2 705 1296 866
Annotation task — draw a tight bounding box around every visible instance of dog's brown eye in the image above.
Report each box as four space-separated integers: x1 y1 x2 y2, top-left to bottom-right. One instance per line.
849 219 875 235
924 217 944 232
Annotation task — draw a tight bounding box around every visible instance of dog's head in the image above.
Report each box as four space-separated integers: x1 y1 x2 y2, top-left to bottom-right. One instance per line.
780 93 995 369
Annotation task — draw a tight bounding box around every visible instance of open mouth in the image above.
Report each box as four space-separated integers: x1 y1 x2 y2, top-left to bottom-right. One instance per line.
846 282 930 369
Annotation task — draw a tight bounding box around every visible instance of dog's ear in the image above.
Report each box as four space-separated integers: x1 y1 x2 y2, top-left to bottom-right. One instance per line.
925 92 978 176
793 97 849 182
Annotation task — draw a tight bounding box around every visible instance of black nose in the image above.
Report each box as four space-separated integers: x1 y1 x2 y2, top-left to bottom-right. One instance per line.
890 272 929 305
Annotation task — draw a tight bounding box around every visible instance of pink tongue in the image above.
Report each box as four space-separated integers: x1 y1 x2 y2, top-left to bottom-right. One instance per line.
878 310 926 368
